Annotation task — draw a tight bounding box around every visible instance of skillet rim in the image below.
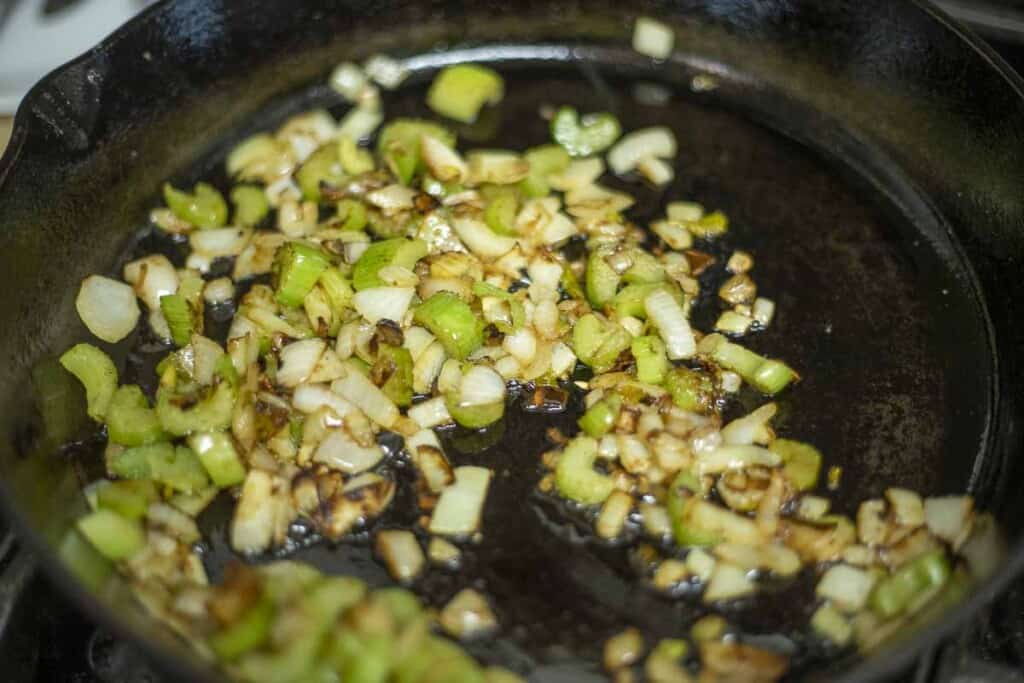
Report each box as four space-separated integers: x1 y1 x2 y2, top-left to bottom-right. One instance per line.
0 1 1022 681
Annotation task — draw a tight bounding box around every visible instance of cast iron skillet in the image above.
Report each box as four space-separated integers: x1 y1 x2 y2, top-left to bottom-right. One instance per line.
2 0 1024 681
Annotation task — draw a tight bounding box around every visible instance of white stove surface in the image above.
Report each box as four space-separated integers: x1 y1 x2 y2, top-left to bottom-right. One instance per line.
0 0 147 114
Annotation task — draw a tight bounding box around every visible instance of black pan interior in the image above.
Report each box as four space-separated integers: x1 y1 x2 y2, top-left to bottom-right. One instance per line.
1 2 1023 683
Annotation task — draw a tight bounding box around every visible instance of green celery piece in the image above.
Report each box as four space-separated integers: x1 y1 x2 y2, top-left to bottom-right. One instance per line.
32 358 87 447
107 441 167 480
273 241 333 308
188 431 247 487
163 182 228 228
376 345 414 408
869 551 951 619
352 238 428 291
571 314 631 374
344 633 394 683
560 265 585 301
483 189 519 236
612 282 665 319
156 381 235 436
346 357 371 376
58 528 113 591
209 597 275 661
445 395 505 429
108 442 211 493
337 199 369 232
427 64 505 124
709 338 797 395
377 119 455 185
664 367 716 414
519 145 571 198
77 509 145 560
159 293 194 347
59 343 118 421
339 134 375 175
585 249 621 309
752 359 798 395
414 292 484 360
555 436 614 505
372 587 423 626
231 185 269 226
395 637 480 683
96 479 159 520
472 281 512 300
631 335 668 385
622 248 666 284
691 210 729 238
577 394 621 438
770 439 823 491
665 474 720 547
319 267 354 319
105 385 166 446
296 144 345 201
550 107 622 157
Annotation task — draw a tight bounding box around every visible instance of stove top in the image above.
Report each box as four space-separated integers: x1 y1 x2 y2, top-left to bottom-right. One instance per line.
3 6 1024 683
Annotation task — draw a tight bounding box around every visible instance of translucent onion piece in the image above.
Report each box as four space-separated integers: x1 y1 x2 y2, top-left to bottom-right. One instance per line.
644 288 695 359
608 127 677 176
352 287 415 324
332 369 399 428
76 275 141 343
124 254 179 310
314 428 384 474
632 17 675 59
430 466 492 536
277 339 327 388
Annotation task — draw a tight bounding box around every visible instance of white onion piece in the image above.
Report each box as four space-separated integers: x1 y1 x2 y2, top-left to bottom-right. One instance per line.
376 530 425 583
549 157 604 192
924 496 974 546
632 16 675 59
187 335 226 386
231 470 275 554
467 151 529 185
540 211 578 246
527 258 564 299
752 297 776 327
189 227 251 258
308 348 348 384
714 542 801 577
332 369 399 428
344 241 370 264
315 428 383 474
457 365 507 406
533 300 560 340
353 287 415 324
403 326 436 361
651 220 693 250
203 277 235 305
367 184 418 212
428 537 461 566
636 156 674 186
644 288 695 359
451 217 517 260
721 403 777 446
550 342 578 377
75 275 140 343
885 488 925 528
430 466 493 536
291 383 354 417
596 491 634 539
686 548 717 582
233 233 287 281
697 444 780 476
413 341 446 394
608 127 677 176
703 562 754 602
123 254 179 310
421 134 468 183
816 564 876 613
329 62 368 101
502 328 537 366
364 54 409 89
439 588 498 639
277 339 327 388
437 358 464 395
148 310 172 342
264 176 301 208
407 396 453 428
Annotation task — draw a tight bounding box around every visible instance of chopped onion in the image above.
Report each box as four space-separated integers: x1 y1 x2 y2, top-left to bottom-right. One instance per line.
721 403 777 446
608 127 677 176
467 151 530 185
292 383 355 417
353 286 415 324
407 429 454 493
645 288 695 359
332 369 399 428
231 470 276 554
550 342 578 377
407 396 453 428
264 176 301 208
686 548 717 581
315 428 383 474
189 227 251 258
75 275 140 343
632 16 675 59
451 216 518 260
367 183 418 212
337 105 383 142
439 588 498 640
277 339 327 388
924 496 974 547
124 254 179 310
703 562 754 602
203 277 235 305
413 341 446 394
502 328 537 366
429 466 492 536
375 530 425 583
233 232 287 280
421 134 468 183
457 365 507 407
363 54 409 89
651 220 693 250
549 157 604 192
403 326 436 361
437 358 464 395
715 311 755 336
713 542 801 577
329 61 369 101
752 297 776 326
596 491 634 539
885 488 925 529
428 537 461 566
636 156 674 186
564 184 635 219
816 564 876 613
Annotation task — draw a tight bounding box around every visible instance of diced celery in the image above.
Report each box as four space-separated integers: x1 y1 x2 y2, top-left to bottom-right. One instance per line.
159 293 195 347
550 107 621 157
519 145 571 198
337 199 369 232
353 238 427 291
339 134 375 175
59 343 118 421
163 182 228 228
869 551 951 619
446 396 505 429
105 385 166 446
77 509 145 560
209 597 275 661
273 241 333 308
414 292 484 360
483 189 519 236
427 64 505 124
622 248 666 284
377 119 455 185
188 431 247 488
376 344 414 407
32 358 87 447
585 249 621 309
571 314 632 374
96 480 159 520
58 528 113 591
231 185 270 226
770 439 823 491
577 394 621 438
664 367 716 414
296 144 344 201
555 436 614 504
156 381 235 436
631 336 668 385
